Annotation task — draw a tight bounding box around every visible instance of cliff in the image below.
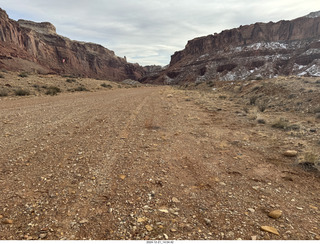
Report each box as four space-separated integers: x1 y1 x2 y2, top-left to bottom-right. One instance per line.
145 11 320 84
0 8 145 81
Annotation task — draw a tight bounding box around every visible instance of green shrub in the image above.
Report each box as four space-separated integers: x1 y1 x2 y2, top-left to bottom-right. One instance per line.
18 72 28 78
250 96 258 105
271 118 289 130
101 83 112 89
14 88 30 96
45 86 61 96
0 89 8 97
74 86 89 92
66 78 76 83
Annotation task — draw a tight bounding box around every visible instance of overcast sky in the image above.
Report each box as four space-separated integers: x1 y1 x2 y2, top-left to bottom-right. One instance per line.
1 0 320 66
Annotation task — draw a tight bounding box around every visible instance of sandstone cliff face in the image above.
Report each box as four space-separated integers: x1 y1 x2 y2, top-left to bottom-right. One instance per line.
0 8 145 81
147 11 320 84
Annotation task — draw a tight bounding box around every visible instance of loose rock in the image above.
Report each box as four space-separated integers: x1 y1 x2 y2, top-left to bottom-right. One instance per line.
172 197 180 203
2 218 13 224
284 150 298 157
119 174 126 180
39 233 47 239
268 210 282 219
260 226 280 236
145 225 153 232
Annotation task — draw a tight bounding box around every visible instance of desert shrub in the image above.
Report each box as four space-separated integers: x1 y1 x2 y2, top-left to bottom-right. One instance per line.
271 118 289 130
289 124 300 131
14 88 30 96
0 89 8 97
258 100 268 112
271 118 300 131
257 119 266 124
18 72 28 78
101 83 112 88
66 78 76 83
74 86 89 92
314 107 320 114
250 96 258 105
45 86 61 96
303 152 319 164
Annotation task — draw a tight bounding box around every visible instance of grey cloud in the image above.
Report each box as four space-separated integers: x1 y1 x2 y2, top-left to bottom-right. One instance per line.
1 0 320 66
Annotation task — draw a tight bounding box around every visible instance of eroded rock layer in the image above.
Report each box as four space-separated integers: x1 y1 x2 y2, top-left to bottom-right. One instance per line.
0 8 145 81
145 11 320 84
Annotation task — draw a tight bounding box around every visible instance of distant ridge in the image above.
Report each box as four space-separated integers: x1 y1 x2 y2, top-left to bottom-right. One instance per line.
143 11 320 84
0 8 145 81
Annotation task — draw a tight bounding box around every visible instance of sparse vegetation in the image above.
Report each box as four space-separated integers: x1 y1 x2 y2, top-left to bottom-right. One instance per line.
18 72 29 78
303 152 319 164
14 88 30 96
45 86 61 96
271 118 300 131
66 78 76 83
74 86 89 92
250 96 258 105
271 118 289 130
0 89 8 97
101 83 112 89
258 100 268 112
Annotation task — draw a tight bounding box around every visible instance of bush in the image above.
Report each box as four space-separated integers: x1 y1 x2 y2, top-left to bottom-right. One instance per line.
0 89 8 97
45 86 61 96
272 118 289 130
18 72 28 78
101 83 112 89
250 96 258 105
74 86 89 92
14 88 30 96
66 78 76 83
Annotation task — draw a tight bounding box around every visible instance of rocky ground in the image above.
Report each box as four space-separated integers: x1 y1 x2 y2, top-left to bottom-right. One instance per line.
0 73 319 240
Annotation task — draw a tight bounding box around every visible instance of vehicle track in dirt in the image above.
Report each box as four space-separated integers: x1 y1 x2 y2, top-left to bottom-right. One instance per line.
0 86 319 240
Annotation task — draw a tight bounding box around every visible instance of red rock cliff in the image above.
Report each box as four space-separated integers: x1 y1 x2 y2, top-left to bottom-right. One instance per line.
145 11 320 84
0 8 145 81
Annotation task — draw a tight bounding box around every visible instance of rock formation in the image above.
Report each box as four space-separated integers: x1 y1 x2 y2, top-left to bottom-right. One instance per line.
145 11 320 84
0 8 145 81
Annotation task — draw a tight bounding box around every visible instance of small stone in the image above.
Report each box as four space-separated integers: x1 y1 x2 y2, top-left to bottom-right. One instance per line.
159 209 169 213
119 174 126 180
167 94 173 98
170 228 177 232
260 226 280 236
79 219 89 224
268 210 282 219
204 218 211 226
172 197 180 203
283 150 298 157
0 215 3 219
138 217 147 223
39 233 47 239
145 225 153 232
163 234 169 240
248 208 255 213
251 236 257 240
2 218 13 224
219 182 226 186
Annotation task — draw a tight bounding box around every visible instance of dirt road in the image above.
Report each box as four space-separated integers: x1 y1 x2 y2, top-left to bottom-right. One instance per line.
0 87 319 240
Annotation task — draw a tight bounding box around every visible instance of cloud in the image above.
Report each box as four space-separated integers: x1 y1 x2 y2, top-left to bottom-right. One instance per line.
1 0 320 66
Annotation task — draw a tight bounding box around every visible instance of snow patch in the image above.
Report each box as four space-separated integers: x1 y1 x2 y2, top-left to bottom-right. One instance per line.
305 11 320 18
